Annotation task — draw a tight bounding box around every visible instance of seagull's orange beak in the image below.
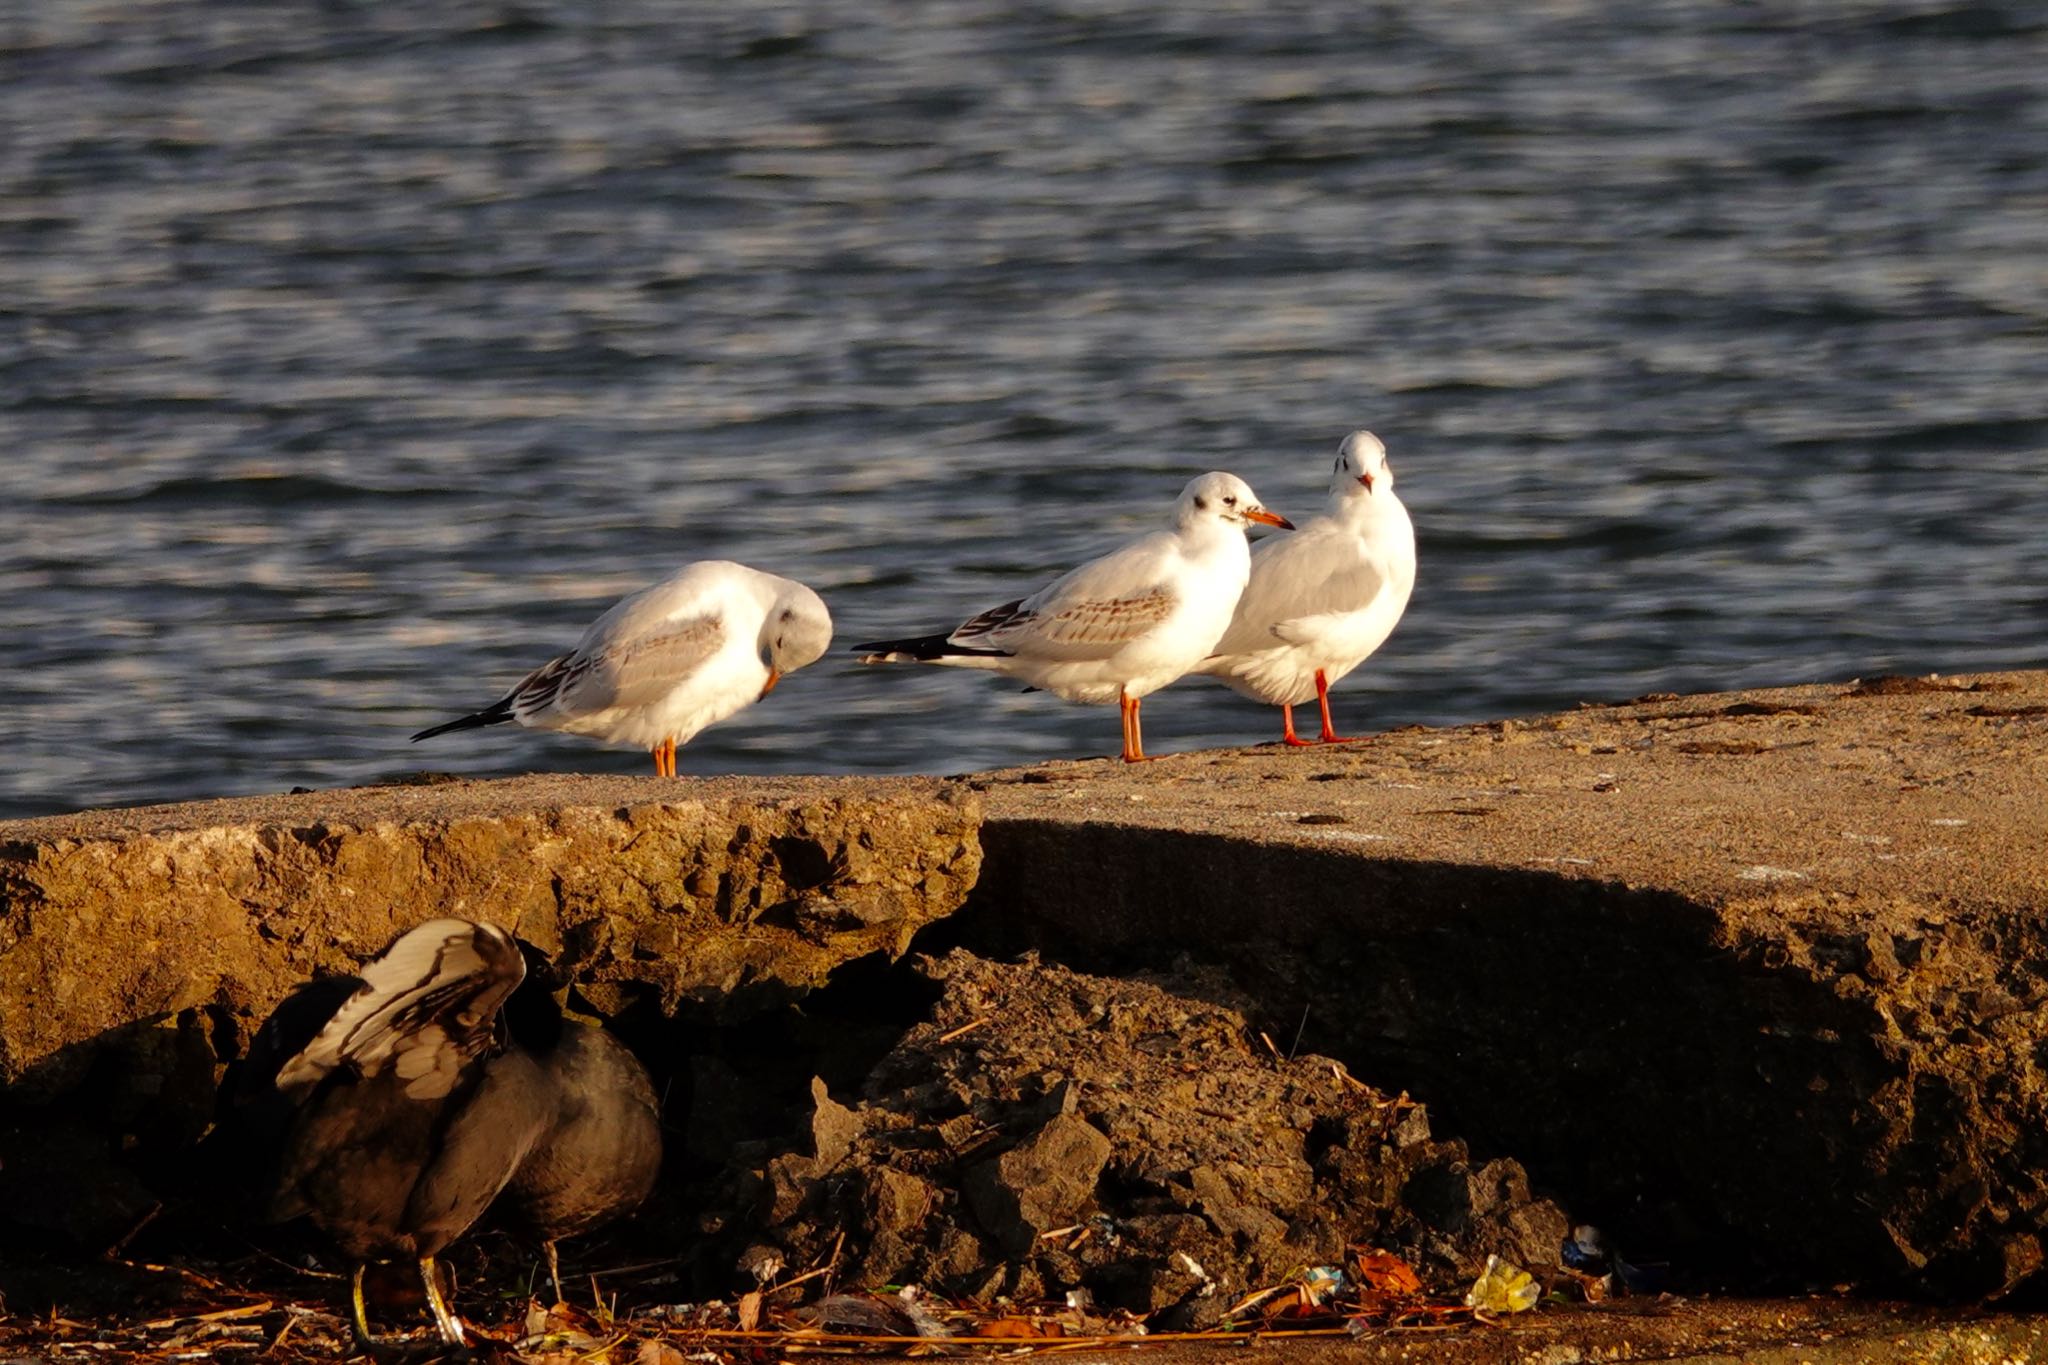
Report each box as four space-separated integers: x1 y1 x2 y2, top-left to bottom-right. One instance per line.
1358 472 1374 491
1245 507 1294 530
759 666 781 700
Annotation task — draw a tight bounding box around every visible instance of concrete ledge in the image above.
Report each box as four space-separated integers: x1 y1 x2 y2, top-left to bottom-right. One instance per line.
971 669 2046 906
1 670 2044 1297
0 774 982 1094
962 669 2048 1293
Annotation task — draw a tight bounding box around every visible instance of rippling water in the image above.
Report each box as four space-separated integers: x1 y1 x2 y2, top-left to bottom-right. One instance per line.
2 1 2043 819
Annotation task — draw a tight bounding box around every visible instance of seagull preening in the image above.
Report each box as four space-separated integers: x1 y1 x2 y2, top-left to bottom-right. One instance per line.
855 471 1291 762
411 560 832 776
243 919 661 1348
1197 431 1416 744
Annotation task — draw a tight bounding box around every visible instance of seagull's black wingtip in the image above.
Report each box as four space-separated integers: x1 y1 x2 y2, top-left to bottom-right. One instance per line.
410 706 511 742
853 633 1009 663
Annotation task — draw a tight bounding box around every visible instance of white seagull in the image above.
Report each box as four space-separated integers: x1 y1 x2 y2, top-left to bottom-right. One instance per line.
1196 431 1415 745
856 471 1291 762
412 560 833 776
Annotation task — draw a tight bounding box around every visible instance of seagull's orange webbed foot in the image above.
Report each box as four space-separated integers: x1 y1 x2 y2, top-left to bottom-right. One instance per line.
1280 703 1316 748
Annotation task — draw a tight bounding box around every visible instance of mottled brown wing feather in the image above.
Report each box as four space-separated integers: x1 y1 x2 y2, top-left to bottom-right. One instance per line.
954 580 1176 658
1035 591 1175 645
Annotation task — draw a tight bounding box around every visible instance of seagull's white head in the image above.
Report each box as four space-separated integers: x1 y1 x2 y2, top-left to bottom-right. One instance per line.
1330 430 1392 499
757 582 834 698
1175 471 1293 535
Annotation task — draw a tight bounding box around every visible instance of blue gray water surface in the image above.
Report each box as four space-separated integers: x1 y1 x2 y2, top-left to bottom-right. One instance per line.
2 1 2044 819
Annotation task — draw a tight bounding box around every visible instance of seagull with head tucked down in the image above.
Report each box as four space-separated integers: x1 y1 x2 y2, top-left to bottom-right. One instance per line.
412 560 832 776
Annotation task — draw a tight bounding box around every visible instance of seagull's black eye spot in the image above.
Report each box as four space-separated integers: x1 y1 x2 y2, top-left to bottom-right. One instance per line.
1194 495 1209 511
1223 495 1237 507
780 608 796 624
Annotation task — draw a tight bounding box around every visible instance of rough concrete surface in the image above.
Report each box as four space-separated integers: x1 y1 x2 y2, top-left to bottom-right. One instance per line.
962 669 2048 1294
1 669 2045 1314
0 773 980 1091
971 670 2047 906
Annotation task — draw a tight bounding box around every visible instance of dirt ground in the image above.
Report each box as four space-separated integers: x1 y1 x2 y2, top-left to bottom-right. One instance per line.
11 949 2043 1364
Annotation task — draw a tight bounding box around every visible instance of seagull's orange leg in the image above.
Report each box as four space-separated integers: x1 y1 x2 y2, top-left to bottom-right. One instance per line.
1314 669 1354 743
1280 702 1315 747
650 743 664 775
663 736 678 776
1120 690 1153 763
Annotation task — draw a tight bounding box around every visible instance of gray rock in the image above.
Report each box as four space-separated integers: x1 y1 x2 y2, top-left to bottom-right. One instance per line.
964 1112 1111 1257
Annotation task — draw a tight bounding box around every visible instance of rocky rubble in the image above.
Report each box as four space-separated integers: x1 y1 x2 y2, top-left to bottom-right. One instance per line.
704 950 1567 1323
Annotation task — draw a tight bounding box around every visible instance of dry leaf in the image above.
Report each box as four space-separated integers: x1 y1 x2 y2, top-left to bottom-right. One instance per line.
1353 1250 1424 1296
972 1318 1061 1338
737 1289 763 1332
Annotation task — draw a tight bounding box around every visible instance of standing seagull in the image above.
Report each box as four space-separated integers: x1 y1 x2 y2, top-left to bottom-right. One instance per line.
1196 431 1416 745
411 560 833 776
856 472 1291 762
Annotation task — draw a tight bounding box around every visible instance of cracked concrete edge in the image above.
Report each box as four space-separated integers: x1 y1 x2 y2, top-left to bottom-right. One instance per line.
2 668 2042 1108
0 773 982 1092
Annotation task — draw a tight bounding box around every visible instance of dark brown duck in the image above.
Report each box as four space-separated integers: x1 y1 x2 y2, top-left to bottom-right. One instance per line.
241 918 660 1347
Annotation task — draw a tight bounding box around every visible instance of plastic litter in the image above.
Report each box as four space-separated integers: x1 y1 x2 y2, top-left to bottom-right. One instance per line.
1464 1254 1540 1314
1300 1265 1348 1305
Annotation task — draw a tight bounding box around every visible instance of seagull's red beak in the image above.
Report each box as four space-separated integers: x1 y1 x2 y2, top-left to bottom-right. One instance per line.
759 666 781 700
1245 507 1294 530
1358 472 1374 491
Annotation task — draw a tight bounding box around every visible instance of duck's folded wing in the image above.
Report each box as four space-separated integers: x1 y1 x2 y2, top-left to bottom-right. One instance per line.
403 1049 552 1245
273 919 526 1102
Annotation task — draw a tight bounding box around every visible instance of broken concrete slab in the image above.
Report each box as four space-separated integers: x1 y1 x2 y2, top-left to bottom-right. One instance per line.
963 1109 1113 1258
962 669 2048 1295
1 669 2044 1302
969 670 2047 905
0 773 981 1243
0 773 981 1094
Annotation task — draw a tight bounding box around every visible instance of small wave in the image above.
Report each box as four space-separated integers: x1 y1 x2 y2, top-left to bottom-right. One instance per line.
1771 417 2048 457
53 472 452 509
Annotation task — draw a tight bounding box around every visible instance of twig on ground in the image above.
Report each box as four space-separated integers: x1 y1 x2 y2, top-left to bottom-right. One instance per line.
937 1018 992 1044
